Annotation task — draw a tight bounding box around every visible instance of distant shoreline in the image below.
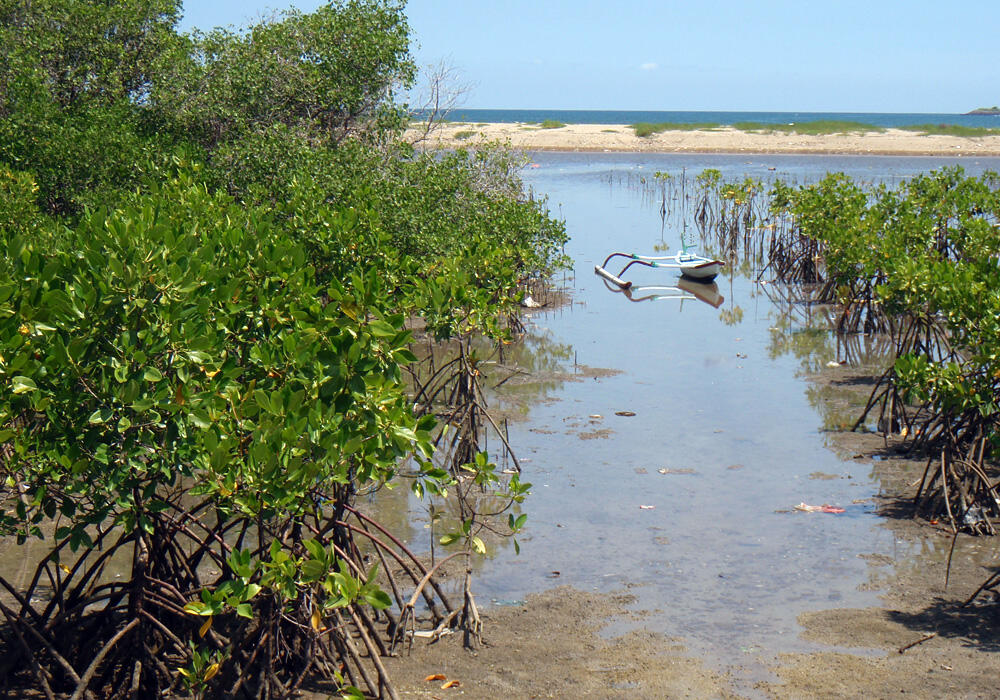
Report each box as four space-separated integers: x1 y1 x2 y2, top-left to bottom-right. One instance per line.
407 122 1000 157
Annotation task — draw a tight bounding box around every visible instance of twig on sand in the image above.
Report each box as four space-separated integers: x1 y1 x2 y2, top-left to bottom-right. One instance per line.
897 632 936 654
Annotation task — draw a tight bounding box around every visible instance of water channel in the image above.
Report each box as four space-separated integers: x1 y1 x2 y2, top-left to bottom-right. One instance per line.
398 152 1000 682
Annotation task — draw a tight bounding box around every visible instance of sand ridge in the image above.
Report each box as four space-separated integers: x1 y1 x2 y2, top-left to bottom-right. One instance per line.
409 122 1000 157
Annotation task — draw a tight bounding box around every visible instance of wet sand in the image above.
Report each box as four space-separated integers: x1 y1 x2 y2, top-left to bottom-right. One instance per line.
408 122 1000 156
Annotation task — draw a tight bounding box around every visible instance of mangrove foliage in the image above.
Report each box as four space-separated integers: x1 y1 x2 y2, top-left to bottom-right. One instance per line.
0 1 566 698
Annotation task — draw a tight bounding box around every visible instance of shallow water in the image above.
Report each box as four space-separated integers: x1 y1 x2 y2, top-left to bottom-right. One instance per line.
404 152 1000 671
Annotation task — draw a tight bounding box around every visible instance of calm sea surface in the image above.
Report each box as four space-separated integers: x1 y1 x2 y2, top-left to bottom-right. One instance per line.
434 108 1000 129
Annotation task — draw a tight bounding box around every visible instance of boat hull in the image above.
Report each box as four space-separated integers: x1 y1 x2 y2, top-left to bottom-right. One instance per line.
678 261 722 280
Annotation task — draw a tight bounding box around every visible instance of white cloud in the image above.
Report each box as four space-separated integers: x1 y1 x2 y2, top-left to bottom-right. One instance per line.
640 62 658 71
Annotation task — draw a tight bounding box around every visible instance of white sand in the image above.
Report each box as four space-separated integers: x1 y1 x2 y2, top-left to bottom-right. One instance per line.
407 122 1000 157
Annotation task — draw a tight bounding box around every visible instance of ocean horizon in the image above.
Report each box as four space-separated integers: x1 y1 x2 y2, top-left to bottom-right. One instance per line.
428 108 1000 129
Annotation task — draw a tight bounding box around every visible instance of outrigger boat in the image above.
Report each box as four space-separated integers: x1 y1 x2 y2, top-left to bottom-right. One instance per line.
595 251 725 286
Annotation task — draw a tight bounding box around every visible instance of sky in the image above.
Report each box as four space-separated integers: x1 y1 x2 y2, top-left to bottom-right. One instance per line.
179 1 1000 113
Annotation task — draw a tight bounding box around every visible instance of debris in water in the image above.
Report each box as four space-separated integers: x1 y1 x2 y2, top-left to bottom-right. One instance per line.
490 599 526 607
809 471 844 480
639 505 655 510
615 410 636 417
411 628 454 638
794 503 845 514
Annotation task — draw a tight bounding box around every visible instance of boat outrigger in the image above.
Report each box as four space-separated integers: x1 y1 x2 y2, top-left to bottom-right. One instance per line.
595 251 725 287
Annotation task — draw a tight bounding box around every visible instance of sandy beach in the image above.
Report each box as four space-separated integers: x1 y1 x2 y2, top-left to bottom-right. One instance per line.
409 121 1000 156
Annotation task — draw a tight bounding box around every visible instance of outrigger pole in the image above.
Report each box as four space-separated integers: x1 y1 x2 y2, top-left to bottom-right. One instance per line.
594 251 725 289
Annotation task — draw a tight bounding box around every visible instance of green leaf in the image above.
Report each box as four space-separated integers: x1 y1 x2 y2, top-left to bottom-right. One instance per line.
368 320 396 337
362 587 392 610
300 559 327 580
11 376 37 394
303 538 326 561
143 367 163 382
88 408 113 424
183 601 210 615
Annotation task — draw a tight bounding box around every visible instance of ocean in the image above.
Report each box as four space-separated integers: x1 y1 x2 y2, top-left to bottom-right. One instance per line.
430 108 1000 129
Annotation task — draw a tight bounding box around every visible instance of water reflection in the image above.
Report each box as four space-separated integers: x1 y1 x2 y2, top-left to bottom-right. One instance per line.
598 277 725 308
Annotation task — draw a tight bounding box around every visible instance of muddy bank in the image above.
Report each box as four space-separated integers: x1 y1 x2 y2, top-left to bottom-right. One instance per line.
383 587 739 699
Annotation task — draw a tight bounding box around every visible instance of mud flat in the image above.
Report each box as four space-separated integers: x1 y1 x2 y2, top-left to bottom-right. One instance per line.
408 122 1000 157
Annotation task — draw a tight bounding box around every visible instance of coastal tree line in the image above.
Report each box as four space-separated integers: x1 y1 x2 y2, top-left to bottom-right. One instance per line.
0 1 566 698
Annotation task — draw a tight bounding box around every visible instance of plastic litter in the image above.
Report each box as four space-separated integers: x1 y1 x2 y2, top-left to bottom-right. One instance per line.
794 502 845 514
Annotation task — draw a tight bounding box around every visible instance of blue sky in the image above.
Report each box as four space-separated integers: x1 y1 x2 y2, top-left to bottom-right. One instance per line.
180 1 1000 113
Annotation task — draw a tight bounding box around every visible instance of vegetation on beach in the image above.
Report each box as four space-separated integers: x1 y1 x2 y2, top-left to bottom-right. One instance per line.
731 120 885 135
0 2 565 698
539 119 566 129
632 120 885 138
631 121 721 137
901 124 1000 137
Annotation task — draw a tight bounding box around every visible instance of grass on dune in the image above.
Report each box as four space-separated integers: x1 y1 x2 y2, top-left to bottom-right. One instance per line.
731 120 885 135
631 122 721 137
901 124 1000 137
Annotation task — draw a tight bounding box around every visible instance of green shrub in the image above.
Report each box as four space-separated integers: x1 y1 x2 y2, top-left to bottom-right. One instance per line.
631 122 720 137
900 124 1000 137
0 171 440 697
732 120 884 135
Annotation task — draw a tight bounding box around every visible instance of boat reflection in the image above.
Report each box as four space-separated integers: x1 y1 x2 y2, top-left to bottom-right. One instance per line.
598 273 724 309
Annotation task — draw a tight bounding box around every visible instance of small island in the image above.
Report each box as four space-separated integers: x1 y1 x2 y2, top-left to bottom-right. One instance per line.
967 106 1000 115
